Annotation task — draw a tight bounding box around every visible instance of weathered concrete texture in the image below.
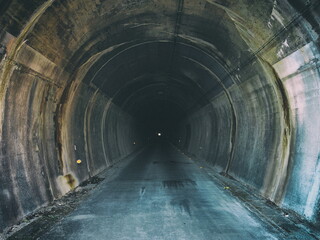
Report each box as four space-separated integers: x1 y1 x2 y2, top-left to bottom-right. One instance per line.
55 80 142 194
0 0 320 233
0 62 61 228
274 42 320 222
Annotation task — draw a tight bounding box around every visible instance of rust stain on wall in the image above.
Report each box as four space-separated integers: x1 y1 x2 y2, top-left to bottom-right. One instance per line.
64 173 77 189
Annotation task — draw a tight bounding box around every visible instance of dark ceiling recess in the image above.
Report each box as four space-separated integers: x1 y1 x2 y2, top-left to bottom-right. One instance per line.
0 0 320 235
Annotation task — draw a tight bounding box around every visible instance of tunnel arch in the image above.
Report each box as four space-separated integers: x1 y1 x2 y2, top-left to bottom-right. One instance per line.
0 0 319 231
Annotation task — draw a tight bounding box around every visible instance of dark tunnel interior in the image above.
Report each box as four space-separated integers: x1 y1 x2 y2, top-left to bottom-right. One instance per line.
87 40 230 143
0 0 320 237
89 41 215 141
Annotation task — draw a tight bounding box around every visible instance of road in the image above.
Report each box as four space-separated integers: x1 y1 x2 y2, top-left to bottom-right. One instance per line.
40 141 280 240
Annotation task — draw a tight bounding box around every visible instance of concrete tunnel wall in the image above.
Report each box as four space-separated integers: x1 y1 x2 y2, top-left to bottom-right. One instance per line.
0 0 320 231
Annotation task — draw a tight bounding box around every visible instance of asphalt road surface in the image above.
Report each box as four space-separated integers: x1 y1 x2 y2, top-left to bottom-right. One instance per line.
40 141 281 240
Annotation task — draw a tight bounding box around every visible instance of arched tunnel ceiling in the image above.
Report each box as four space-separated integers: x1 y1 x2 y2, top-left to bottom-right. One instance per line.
37 0 251 111
1 0 316 112
0 0 292 80
6 0 312 117
0 0 320 234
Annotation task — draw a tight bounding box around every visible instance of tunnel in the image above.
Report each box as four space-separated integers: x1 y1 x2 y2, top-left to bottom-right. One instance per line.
0 0 320 239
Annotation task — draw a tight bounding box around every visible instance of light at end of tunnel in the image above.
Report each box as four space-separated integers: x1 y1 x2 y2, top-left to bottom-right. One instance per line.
133 141 136 145
157 132 162 137
76 159 82 164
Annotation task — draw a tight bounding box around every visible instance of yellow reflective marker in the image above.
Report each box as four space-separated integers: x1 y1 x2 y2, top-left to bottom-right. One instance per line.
224 186 230 190
76 159 82 164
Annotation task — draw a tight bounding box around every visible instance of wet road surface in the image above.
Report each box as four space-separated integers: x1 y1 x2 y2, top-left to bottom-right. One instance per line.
40 142 281 240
